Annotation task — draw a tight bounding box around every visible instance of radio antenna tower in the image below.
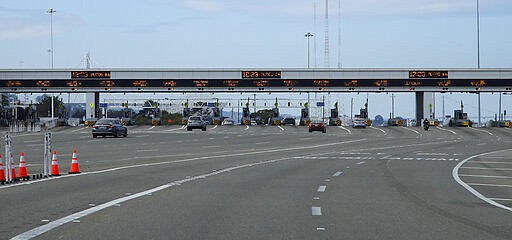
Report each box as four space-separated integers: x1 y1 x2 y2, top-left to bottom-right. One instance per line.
324 0 330 68
84 52 91 69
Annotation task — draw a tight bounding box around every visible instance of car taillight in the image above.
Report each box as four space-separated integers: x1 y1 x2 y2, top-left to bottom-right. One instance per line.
108 125 114 129
93 126 98 129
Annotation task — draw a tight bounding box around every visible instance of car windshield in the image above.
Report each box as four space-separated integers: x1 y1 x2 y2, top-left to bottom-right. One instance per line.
96 119 114 125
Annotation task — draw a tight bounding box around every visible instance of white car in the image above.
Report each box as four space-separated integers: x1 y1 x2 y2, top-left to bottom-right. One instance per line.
352 118 366 128
222 119 235 125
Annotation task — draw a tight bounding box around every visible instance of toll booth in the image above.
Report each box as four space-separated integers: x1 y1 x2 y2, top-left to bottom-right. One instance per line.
121 108 134 126
242 107 251 125
300 108 310 126
182 108 190 125
271 107 281 125
449 110 471 127
212 107 222 125
387 118 403 126
329 108 341 126
151 108 162 126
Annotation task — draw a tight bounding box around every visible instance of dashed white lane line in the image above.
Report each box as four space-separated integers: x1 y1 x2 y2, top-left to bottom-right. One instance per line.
332 171 343 177
311 207 322 216
469 127 494 136
356 161 366 165
370 126 386 134
135 149 158 152
277 126 285 131
317 186 326 192
10 156 295 240
136 135 150 138
337 126 351 134
70 127 86 133
316 227 326 231
255 142 271 145
436 127 457 135
166 128 184 132
202 145 220 148
453 149 512 212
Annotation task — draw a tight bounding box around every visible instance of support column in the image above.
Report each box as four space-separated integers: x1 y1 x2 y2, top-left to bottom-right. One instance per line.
85 92 100 119
416 92 434 126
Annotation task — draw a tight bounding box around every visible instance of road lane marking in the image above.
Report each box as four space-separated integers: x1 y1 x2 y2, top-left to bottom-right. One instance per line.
459 174 512 179
136 149 158 152
453 149 512 212
311 207 322 216
460 167 512 171
317 186 326 192
148 126 155 130
10 156 296 240
136 135 150 138
370 126 386 134
468 161 512 164
313 197 320 200
22 140 40 143
212 125 218 129
468 183 512 188
337 126 351 134
165 128 184 132
436 127 457 135
356 161 366 165
316 227 326 231
489 198 512 202
255 142 271 145
202 145 220 148
469 127 494 136
401 126 421 136
333 171 343 177
1 139 367 190
278 126 284 131
242 125 250 131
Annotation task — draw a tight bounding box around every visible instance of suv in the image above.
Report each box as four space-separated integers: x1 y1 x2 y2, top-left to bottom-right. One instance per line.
187 116 207 131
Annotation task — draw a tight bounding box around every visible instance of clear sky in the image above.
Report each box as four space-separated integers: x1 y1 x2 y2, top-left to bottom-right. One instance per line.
1 0 512 121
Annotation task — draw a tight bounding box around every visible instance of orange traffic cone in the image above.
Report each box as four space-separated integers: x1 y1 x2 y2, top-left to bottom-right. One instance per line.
0 154 5 183
11 153 17 180
17 152 28 180
51 150 60 176
69 149 81 174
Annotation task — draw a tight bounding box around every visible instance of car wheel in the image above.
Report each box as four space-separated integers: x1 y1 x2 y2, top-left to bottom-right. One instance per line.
123 131 128 137
309 130 312 133
114 131 119 138
187 127 192 131
322 130 326 133
202 127 206 131
92 134 97 138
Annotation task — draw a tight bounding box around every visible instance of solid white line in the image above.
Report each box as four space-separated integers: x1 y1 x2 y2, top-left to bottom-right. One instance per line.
469 127 494 136
337 126 351 134
333 171 343 177
459 174 512 179
278 126 284 131
311 207 322 216
242 125 250 131
453 149 512 212
181 125 186 129
317 186 326 192
136 135 150 138
255 142 271 145
212 125 218 129
165 128 184 132
370 126 386 134
489 198 512 202
10 156 293 240
460 166 512 171
148 126 156 130
468 183 512 188
1 139 367 190
436 126 457 135
135 149 158 152
468 161 512 164
401 126 421 136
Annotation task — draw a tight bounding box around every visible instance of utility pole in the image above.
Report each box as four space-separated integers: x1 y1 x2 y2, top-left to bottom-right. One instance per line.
305 32 314 68
47 8 56 69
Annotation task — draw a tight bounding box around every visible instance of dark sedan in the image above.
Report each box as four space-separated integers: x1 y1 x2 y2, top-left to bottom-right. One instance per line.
282 117 296 126
92 118 128 138
308 121 326 133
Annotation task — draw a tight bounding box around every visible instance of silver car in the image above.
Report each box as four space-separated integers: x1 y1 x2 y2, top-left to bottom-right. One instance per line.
187 116 207 131
352 118 367 128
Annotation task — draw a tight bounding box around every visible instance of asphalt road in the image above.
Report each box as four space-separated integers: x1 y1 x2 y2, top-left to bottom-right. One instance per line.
1 124 512 239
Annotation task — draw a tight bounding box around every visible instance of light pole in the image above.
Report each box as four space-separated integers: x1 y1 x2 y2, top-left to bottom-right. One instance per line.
476 0 480 69
47 8 56 69
305 32 314 68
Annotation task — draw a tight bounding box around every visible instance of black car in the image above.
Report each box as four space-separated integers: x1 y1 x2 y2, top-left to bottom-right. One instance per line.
92 118 128 138
282 118 296 126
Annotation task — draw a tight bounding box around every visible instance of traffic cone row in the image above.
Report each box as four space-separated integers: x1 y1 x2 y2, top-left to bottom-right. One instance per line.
0 149 81 184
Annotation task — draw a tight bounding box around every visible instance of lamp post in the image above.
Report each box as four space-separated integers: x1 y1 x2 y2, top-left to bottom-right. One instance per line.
47 8 56 69
305 32 314 68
